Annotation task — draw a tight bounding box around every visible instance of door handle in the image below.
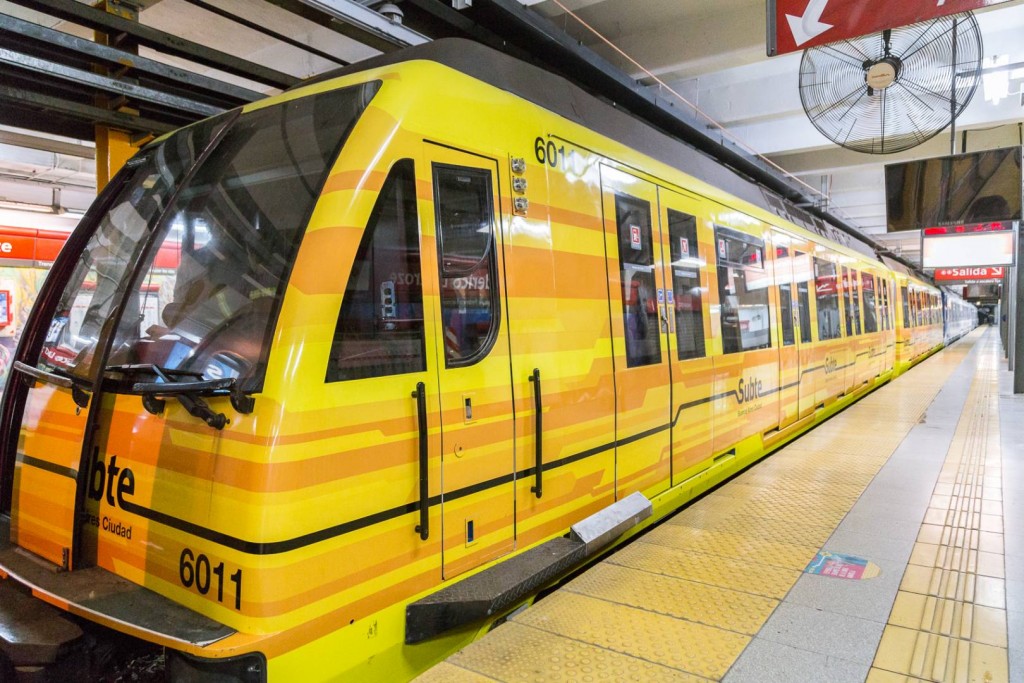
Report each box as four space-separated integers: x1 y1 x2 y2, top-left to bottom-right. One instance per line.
412 382 429 540
529 368 543 499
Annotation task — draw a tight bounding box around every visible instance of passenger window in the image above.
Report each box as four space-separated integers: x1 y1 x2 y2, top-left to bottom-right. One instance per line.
328 160 424 382
843 267 861 336
615 194 661 367
851 271 862 335
795 250 812 344
862 273 878 333
434 164 499 367
901 286 910 328
878 279 888 331
716 225 770 354
814 257 841 340
668 209 705 360
779 283 795 346
797 283 812 343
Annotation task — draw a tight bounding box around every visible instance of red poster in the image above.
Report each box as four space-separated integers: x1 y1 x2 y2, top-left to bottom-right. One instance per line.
768 0 1014 55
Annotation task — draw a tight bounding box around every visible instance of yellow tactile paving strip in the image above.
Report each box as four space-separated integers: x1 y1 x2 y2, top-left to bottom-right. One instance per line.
869 336 1009 683
416 331 984 682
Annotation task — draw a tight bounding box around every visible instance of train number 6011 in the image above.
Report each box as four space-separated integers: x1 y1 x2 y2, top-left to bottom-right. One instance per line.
179 548 243 610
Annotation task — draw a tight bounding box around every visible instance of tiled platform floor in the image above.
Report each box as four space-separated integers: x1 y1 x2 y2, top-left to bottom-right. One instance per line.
416 327 1020 683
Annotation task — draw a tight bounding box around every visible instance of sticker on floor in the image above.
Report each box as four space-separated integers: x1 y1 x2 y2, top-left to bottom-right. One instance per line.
804 551 880 579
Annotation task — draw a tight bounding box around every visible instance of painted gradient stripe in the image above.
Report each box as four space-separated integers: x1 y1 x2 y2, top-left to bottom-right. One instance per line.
16 453 78 480
109 381 789 555
16 341 897 556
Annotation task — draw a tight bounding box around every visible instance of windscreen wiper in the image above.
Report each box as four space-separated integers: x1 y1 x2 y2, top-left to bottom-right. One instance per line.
105 363 252 429
13 361 91 408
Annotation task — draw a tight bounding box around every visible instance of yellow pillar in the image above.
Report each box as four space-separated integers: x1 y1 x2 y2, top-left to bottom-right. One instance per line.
93 0 147 191
94 127 138 191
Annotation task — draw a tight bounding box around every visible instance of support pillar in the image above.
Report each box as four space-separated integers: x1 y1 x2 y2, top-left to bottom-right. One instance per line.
1015 223 1024 392
93 0 149 191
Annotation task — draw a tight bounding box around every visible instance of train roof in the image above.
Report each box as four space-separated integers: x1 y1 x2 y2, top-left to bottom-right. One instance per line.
305 39 882 260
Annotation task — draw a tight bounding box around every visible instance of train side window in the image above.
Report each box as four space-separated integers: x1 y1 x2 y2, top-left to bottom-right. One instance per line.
886 280 893 330
842 267 861 336
880 280 890 331
435 164 499 367
901 286 910 328
814 257 841 340
891 282 897 329
795 251 812 344
667 209 705 360
862 273 878 333
851 270 862 335
779 283 795 346
328 160 425 382
715 225 770 354
615 193 661 367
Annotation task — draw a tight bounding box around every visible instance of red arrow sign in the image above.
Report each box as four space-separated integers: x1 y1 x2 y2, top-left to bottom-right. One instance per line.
768 0 1015 55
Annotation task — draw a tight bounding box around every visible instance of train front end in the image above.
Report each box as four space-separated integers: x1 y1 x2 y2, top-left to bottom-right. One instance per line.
0 77 386 680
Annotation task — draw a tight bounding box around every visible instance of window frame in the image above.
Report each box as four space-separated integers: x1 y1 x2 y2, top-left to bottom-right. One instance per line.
327 158 426 383
814 256 842 341
714 224 771 354
614 192 663 368
432 162 502 369
667 208 706 361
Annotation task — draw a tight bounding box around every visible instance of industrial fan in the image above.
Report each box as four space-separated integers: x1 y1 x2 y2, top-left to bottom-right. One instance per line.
799 13 983 154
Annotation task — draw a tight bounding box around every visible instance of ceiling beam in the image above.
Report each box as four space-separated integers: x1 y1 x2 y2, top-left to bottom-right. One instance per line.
0 48 223 117
181 0 349 67
4 0 299 89
0 85 177 136
0 12 262 105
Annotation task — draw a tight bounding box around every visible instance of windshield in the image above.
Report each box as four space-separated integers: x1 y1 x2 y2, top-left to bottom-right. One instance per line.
37 81 380 391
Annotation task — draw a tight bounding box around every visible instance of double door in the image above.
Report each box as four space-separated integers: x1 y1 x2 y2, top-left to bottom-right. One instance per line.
600 166 714 496
772 230 814 428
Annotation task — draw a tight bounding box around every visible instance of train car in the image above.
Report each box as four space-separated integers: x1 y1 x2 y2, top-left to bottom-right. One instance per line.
893 270 946 373
0 40 972 681
943 287 979 344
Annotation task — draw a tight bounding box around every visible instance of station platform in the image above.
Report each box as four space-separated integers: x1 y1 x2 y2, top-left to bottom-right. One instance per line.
416 327 1022 683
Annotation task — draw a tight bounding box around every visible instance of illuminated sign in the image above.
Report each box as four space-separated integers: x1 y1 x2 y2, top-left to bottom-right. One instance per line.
921 223 1016 269
934 267 1005 284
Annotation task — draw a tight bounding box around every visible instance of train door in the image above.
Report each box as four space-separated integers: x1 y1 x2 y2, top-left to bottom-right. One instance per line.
7 203 152 571
600 166 671 499
424 145 515 579
659 189 714 485
771 231 806 430
8 328 95 570
711 219 778 454
792 247 816 417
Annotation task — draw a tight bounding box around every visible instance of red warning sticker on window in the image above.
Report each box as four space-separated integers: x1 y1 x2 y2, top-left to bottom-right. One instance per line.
680 237 689 258
630 225 642 251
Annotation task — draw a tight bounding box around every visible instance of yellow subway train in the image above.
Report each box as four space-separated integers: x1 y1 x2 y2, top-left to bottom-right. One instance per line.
0 39 975 681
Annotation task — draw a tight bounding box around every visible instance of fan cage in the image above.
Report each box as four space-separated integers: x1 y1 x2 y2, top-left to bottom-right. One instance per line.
799 13 983 154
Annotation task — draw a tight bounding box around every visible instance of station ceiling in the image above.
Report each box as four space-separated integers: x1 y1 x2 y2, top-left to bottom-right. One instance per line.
0 0 1022 265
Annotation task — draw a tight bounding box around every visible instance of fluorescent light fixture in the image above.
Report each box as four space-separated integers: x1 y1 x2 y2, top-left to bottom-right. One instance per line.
0 200 54 214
